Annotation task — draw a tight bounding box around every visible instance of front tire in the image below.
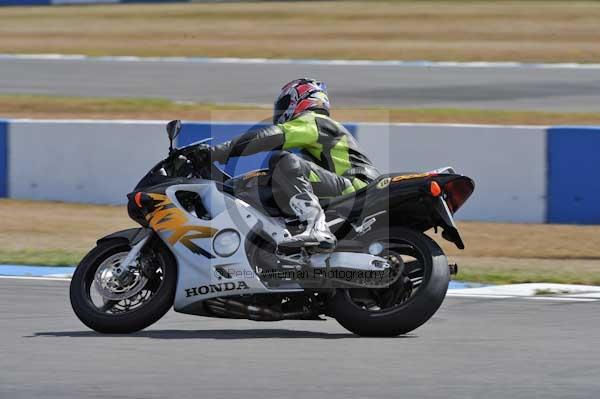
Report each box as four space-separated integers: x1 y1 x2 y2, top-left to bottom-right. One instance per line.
329 227 449 337
70 238 177 334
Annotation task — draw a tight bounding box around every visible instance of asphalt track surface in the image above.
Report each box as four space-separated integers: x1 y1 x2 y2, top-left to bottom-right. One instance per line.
2 58 600 112
2 278 599 399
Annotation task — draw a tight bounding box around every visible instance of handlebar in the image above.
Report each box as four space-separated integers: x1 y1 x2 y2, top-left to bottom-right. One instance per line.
150 142 231 182
169 141 210 158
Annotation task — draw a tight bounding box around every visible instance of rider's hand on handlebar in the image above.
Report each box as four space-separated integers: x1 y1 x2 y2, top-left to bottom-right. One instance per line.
185 146 213 170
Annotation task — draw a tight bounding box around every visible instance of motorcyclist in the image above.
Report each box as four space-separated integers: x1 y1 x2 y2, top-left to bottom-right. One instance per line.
208 78 380 251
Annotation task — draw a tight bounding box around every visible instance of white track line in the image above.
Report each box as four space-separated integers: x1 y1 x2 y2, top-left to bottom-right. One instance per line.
447 283 600 302
1 53 600 70
0 275 71 282
446 293 599 302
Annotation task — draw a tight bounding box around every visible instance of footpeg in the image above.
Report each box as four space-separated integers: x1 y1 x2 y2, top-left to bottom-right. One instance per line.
310 252 390 271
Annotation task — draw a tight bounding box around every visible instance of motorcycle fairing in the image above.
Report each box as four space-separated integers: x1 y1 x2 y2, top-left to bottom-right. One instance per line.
130 167 473 312
140 182 304 313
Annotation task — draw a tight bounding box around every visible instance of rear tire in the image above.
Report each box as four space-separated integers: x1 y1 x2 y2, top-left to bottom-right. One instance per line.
70 239 177 334
329 227 449 337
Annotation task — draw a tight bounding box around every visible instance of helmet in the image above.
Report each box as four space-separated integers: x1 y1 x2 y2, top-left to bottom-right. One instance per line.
273 78 330 124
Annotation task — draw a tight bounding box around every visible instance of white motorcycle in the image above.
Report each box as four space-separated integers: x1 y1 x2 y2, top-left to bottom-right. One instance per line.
70 120 474 336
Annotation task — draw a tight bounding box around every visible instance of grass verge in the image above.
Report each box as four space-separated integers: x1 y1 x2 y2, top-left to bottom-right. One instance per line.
0 249 86 267
453 257 600 286
1 1 600 62
4 94 600 125
1 199 600 285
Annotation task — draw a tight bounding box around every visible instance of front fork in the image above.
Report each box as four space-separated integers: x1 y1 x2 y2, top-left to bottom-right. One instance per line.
112 231 152 281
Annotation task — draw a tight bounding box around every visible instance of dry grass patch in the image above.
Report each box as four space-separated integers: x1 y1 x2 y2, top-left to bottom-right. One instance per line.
0 199 133 256
1 1 600 62
1 199 600 284
435 222 600 260
5 94 600 125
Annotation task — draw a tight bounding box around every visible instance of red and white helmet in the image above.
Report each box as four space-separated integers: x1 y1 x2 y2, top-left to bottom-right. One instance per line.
273 78 330 124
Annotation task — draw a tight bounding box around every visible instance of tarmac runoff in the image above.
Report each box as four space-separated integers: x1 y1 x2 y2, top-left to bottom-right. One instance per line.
3 54 600 111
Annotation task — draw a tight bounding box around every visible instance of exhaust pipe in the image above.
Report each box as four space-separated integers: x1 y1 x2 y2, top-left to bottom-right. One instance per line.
205 298 310 321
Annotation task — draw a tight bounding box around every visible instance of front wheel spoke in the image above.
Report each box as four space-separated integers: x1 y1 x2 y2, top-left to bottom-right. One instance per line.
388 244 414 250
99 300 119 312
357 298 378 308
347 240 427 311
145 275 162 293
379 294 394 308
410 277 423 286
404 260 421 272
386 288 403 307
368 289 383 304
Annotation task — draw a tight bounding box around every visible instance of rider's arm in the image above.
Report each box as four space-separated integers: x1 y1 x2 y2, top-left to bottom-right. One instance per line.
211 125 285 163
211 113 320 163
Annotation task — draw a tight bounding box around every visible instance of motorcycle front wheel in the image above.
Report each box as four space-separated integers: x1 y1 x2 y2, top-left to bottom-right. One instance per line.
70 237 177 334
328 227 449 337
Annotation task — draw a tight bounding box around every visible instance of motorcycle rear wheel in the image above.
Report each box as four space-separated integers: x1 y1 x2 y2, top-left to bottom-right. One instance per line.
328 227 449 336
70 238 177 334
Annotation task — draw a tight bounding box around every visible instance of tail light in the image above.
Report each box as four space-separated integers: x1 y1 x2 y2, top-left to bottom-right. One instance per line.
444 178 474 213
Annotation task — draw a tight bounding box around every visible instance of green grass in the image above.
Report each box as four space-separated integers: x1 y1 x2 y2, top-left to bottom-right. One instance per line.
0 250 86 267
457 267 600 286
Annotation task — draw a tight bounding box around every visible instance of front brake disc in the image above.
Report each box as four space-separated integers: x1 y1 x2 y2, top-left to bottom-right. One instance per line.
93 252 148 301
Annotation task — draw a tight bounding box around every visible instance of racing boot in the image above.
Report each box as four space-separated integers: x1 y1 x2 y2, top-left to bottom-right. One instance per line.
279 192 337 252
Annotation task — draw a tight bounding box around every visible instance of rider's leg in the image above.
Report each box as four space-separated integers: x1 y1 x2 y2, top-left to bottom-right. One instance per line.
269 150 313 210
269 151 352 250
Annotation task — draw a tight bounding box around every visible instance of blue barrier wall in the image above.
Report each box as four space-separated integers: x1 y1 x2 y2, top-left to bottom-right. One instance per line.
178 122 358 177
357 124 548 223
0 120 7 198
0 0 190 5
547 127 600 224
0 0 49 4
7 121 166 204
4 119 600 224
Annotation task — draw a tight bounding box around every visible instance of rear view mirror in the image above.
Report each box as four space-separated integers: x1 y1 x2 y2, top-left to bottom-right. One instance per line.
166 120 182 141
166 120 182 153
